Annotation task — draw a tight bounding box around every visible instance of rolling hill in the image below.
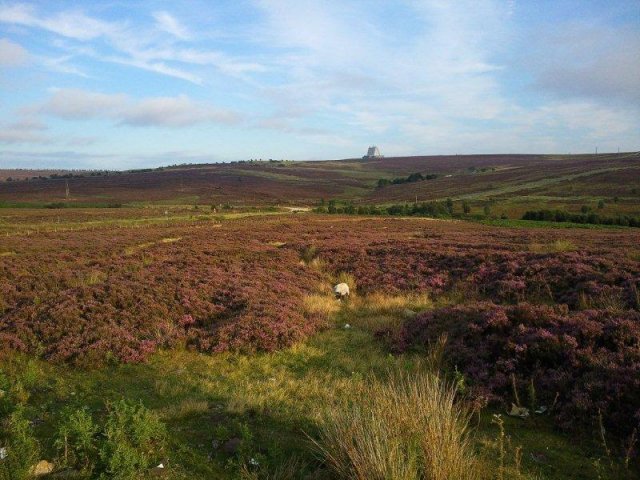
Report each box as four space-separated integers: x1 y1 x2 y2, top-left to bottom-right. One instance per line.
1 152 639 216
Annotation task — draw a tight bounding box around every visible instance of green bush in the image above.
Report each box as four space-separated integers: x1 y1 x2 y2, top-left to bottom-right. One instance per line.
53 400 166 479
98 400 166 479
0 408 40 480
55 407 98 472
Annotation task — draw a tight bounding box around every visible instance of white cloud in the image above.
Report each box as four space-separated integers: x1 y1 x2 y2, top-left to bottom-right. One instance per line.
122 94 241 126
0 3 122 41
41 89 126 119
38 88 242 127
0 3 265 84
153 11 190 40
0 116 49 144
0 37 29 66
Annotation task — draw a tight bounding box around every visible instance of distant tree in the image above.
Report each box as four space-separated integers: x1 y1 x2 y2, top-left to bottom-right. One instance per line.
580 205 590 214
613 196 619 203
445 198 454 214
483 204 491 216
597 200 605 209
462 201 471 215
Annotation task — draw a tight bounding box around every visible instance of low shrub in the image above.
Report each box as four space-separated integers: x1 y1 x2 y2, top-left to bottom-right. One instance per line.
0 408 40 480
393 302 640 446
55 400 167 479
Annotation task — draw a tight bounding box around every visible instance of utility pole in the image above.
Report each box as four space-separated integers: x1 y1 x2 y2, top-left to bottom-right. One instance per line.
65 179 70 200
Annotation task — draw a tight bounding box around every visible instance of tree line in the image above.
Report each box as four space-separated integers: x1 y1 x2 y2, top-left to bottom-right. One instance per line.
377 172 438 188
522 209 640 227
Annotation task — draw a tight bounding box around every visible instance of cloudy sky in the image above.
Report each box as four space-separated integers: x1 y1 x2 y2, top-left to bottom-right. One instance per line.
0 0 638 169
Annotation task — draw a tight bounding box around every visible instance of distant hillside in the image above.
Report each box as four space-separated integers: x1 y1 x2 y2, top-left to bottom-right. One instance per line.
1 152 638 216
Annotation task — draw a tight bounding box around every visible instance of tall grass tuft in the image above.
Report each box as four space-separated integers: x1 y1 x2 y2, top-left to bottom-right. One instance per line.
311 369 479 480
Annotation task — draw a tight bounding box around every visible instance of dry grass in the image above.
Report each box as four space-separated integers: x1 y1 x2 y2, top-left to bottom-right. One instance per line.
267 241 287 248
160 398 210 420
68 270 107 288
578 291 627 312
334 271 357 292
344 292 432 335
303 294 341 317
626 250 640 262
160 236 182 243
353 292 432 313
311 369 480 480
124 237 182 255
529 239 578 253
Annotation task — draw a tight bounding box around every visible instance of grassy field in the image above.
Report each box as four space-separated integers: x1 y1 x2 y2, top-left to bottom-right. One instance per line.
3 295 631 479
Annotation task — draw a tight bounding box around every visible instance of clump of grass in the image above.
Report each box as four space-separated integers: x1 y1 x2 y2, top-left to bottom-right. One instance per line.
340 292 431 336
529 239 577 253
435 282 480 307
299 245 319 264
159 398 210 420
334 271 357 292
68 270 107 288
311 369 479 480
160 237 182 244
353 292 431 314
303 294 341 317
578 291 627 312
267 241 287 248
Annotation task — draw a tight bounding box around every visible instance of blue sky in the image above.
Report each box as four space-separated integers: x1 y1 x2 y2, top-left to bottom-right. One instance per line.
0 0 638 169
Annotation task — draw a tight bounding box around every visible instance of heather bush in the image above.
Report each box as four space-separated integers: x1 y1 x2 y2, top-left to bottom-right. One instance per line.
393 302 640 444
1 216 638 366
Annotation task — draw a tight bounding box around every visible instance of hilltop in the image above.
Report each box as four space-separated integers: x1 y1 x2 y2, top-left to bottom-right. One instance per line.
1 152 639 218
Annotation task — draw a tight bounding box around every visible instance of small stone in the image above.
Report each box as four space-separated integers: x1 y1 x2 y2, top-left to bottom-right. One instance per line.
30 460 54 476
343 323 351 329
507 403 530 419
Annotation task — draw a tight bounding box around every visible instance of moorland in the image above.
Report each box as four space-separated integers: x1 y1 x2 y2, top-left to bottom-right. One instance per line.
1 153 639 479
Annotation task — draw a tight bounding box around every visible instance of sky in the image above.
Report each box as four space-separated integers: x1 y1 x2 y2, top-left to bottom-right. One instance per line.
0 0 639 169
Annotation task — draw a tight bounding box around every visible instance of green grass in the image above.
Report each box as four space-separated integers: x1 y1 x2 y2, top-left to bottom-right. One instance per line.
2 301 630 479
478 218 630 230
